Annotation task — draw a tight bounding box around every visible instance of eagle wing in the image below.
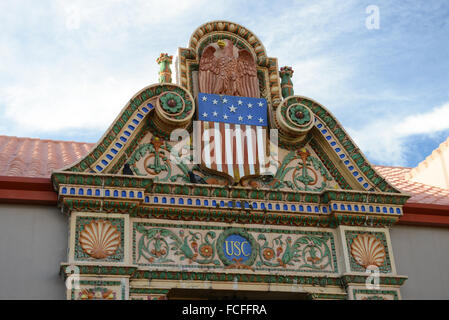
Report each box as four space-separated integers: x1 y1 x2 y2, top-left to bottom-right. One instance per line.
237 49 260 98
199 45 219 94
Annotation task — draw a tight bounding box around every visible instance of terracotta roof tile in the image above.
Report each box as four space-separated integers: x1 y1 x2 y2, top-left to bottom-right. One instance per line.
374 165 449 206
0 135 94 178
1 135 448 206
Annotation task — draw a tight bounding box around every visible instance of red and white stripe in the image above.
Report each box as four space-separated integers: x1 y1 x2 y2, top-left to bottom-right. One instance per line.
200 121 268 180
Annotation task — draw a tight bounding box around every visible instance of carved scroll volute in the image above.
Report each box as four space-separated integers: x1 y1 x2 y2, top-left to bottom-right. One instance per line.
273 96 314 144
151 84 196 135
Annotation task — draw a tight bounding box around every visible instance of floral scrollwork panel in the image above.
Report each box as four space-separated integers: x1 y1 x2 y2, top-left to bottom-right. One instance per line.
242 146 339 192
256 233 334 271
133 222 339 274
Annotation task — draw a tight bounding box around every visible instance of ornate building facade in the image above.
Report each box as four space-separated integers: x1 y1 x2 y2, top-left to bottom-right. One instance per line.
1 21 449 300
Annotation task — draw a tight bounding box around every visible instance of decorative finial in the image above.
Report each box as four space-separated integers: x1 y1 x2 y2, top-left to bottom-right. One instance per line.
156 53 173 83
279 66 294 98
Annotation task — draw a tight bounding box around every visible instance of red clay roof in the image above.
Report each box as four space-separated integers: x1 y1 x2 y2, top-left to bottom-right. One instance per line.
0 135 94 178
0 135 448 206
375 165 449 206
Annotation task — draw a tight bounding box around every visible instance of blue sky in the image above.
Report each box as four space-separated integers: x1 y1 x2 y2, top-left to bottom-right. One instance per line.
1 0 449 167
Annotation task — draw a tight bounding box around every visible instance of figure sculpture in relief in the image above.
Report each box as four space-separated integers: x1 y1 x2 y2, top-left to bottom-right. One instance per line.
199 39 260 98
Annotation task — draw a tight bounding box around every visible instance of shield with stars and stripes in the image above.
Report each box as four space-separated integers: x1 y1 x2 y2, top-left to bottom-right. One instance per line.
196 92 269 181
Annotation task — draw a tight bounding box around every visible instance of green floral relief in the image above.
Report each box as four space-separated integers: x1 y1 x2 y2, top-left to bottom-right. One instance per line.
133 222 338 273
128 137 230 185
289 105 311 126
160 92 183 114
129 142 172 180
257 233 333 271
135 225 221 266
251 147 334 192
127 137 196 183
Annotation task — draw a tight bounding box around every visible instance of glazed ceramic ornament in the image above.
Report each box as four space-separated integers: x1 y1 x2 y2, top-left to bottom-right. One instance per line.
199 39 259 98
350 234 386 269
79 220 121 259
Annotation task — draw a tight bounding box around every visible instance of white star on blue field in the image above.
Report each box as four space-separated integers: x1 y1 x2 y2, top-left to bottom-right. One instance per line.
0 1 449 167
198 93 267 126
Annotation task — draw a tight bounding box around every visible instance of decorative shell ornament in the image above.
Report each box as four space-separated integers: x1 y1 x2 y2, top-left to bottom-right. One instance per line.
350 234 386 269
79 220 121 259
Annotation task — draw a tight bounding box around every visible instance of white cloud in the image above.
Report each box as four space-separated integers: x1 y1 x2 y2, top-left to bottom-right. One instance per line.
348 102 449 166
290 57 352 103
1 72 147 133
395 103 449 135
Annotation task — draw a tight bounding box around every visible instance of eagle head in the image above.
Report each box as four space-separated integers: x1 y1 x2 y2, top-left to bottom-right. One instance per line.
217 40 226 49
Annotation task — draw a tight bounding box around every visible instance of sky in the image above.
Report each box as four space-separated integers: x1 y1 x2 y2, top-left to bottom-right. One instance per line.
1 0 449 167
